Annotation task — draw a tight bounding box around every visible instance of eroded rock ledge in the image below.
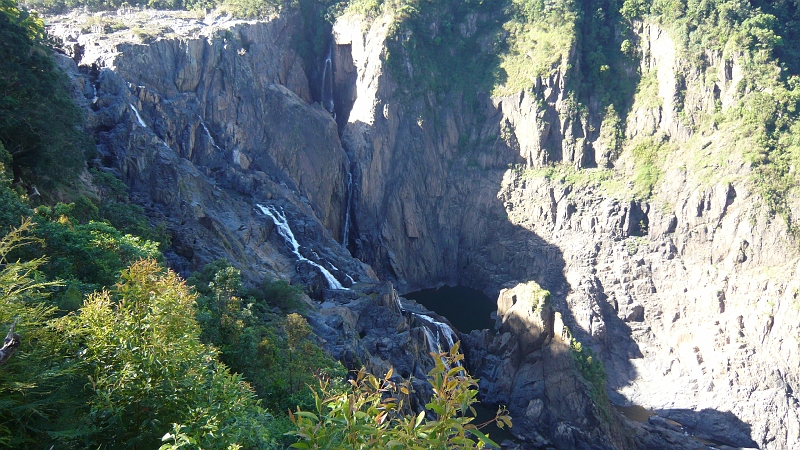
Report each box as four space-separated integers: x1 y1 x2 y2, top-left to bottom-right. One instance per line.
47 7 800 450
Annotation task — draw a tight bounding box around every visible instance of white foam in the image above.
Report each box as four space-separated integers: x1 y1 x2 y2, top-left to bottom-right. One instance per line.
257 204 347 290
129 103 146 127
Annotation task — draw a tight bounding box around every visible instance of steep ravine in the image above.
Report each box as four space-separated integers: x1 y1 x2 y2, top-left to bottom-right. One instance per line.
47 6 800 450
48 9 501 439
332 9 800 450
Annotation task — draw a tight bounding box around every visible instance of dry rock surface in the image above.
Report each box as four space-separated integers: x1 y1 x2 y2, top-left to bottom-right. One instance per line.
45 8 800 450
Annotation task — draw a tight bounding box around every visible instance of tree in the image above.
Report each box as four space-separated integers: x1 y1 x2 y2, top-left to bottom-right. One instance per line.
0 220 87 448
0 0 89 186
74 259 278 449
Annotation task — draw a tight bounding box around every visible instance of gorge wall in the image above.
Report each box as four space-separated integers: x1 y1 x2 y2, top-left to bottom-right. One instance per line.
47 4 800 450
331 8 799 450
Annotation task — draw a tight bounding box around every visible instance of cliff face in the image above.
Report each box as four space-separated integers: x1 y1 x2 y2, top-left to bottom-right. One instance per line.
48 5 800 450
332 9 800 450
53 12 347 260
50 8 472 428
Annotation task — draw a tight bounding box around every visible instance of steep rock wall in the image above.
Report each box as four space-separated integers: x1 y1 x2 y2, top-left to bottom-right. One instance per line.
333 10 799 450
55 12 349 246
51 9 480 425
335 12 566 296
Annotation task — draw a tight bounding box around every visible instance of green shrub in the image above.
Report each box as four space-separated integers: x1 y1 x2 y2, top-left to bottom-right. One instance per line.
289 345 511 449
73 259 279 449
189 259 346 432
630 136 669 198
570 338 611 421
1 0 90 186
0 221 87 448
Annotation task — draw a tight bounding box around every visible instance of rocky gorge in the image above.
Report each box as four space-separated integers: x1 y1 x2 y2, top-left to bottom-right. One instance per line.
45 4 800 449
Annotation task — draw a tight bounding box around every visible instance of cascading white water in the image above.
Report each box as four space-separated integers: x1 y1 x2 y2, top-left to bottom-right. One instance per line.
420 325 439 355
256 204 347 290
129 103 146 127
198 116 223 151
321 41 335 115
342 171 352 244
396 297 456 355
414 313 458 352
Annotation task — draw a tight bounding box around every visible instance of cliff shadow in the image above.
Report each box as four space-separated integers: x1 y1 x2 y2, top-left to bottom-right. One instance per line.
652 408 759 448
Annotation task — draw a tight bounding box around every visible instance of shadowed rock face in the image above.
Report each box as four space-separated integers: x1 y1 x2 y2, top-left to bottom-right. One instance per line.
49 7 800 450
331 11 799 450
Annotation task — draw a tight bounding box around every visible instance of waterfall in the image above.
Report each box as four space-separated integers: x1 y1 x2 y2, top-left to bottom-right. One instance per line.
198 116 223 151
129 103 146 127
420 325 439 355
256 204 347 290
414 313 458 352
91 85 98 104
398 297 459 358
321 41 335 115
342 171 352 245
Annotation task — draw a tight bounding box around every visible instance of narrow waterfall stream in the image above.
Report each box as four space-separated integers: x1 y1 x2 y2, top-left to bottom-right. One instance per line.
129 103 147 127
256 204 348 290
342 170 352 245
320 40 335 116
197 115 223 151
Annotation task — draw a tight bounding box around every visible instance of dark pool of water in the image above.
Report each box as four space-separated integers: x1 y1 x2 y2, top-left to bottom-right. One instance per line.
405 285 518 447
471 402 516 445
403 285 496 332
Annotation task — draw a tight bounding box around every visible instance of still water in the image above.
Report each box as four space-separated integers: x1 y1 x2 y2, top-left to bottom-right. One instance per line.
403 285 496 332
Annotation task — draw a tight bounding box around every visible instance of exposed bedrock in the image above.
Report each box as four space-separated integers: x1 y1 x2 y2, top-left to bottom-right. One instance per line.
48 7 800 450
50 8 468 427
333 11 800 450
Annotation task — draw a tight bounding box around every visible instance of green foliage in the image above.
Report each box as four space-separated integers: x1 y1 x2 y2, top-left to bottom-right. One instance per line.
1 161 167 307
219 0 281 18
289 345 511 449
730 81 800 231
625 235 649 255
90 169 170 246
569 338 611 421
340 0 382 18
574 0 640 114
621 0 649 20
19 215 161 292
633 70 662 109
1 0 89 186
0 220 88 448
495 0 576 94
383 0 507 102
0 226 286 449
630 136 669 198
73 259 278 449
644 0 790 63
189 260 346 424
0 146 31 232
